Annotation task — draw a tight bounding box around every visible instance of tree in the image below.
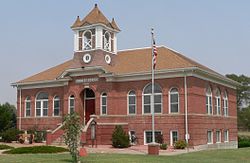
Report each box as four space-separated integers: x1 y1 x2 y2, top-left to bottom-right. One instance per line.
238 107 250 130
0 103 16 133
226 74 250 108
111 125 130 148
62 112 82 163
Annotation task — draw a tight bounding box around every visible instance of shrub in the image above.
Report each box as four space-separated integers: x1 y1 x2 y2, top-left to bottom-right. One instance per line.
238 135 250 148
174 140 187 149
112 125 130 148
0 144 14 150
1 128 21 143
27 129 46 143
3 146 68 154
160 143 167 150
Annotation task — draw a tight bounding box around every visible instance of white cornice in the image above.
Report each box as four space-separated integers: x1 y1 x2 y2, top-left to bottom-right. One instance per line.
71 23 120 33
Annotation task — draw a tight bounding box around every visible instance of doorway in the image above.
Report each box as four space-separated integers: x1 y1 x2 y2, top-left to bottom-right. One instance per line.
83 88 95 125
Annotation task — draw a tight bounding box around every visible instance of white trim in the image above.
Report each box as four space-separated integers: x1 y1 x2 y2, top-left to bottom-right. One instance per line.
216 130 221 143
127 90 136 115
169 87 180 114
100 92 107 115
170 130 178 146
68 95 75 114
103 31 111 51
224 129 229 142
24 96 31 117
223 91 229 117
72 23 120 33
206 87 213 115
215 89 221 116
144 130 162 145
35 92 49 117
142 83 162 115
53 95 60 117
207 130 213 144
82 30 93 50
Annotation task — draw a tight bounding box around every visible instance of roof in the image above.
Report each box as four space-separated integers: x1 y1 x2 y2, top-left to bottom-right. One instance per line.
15 46 225 84
71 4 120 31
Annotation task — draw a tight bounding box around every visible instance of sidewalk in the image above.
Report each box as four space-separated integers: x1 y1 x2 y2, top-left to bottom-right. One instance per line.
0 142 197 156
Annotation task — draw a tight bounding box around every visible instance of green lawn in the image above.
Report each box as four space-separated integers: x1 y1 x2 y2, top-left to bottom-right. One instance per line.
1 148 250 163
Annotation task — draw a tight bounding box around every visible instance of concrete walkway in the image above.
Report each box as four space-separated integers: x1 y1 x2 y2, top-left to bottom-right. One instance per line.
0 142 197 156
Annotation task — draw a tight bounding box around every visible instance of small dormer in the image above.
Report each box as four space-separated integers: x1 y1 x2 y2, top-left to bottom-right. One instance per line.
71 4 120 54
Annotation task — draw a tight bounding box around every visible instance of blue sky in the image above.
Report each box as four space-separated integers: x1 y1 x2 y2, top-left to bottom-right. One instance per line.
0 0 249 105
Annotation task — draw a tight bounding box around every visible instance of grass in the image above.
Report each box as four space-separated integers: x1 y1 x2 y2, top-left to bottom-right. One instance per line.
0 148 250 163
0 144 14 150
3 146 68 154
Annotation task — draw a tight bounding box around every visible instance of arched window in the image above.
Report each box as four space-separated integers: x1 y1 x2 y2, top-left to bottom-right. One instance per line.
69 95 75 114
128 90 136 115
25 96 31 117
143 83 162 114
53 96 60 116
83 31 92 50
206 87 213 115
104 31 111 51
223 91 228 116
36 92 48 117
215 89 221 115
169 88 179 113
101 93 107 115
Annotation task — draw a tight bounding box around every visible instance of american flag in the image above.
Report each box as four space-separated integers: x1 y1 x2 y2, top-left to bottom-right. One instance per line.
151 29 158 70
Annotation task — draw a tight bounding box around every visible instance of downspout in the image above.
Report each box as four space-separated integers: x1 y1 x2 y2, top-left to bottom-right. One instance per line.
184 72 189 149
18 85 22 130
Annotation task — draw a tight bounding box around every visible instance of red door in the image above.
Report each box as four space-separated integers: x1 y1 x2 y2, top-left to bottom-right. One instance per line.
85 99 95 123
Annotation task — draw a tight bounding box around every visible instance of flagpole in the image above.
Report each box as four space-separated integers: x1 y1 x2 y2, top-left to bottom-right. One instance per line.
151 28 155 144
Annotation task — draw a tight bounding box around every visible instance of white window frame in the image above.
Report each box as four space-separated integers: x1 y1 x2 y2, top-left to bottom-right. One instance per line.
53 95 60 117
83 30 92 50
170 130 178 146
142 83 162 114
25 96 31 117
207 130 213 144
144 130 162 145
100 92 107 115
223 92 229 117
215 89 221 115
35 92 48 117
224 129 229 142
216 130 221 143
103 31 111 51
206 87 213 115
68 95 75 114
169 88 180 114
127 90 136 115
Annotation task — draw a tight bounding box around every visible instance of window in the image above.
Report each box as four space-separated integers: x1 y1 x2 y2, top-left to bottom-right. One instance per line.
144 131 162 144
207 130 213 144
215 89 221 115
129 131 137 144
143 83 162 114
128 91 136 114
224 130 229 142
216 130 221 143
101 93 107 115
36 92 48 117
169 88 179 113
53 96 60 116
25 96 31 117
104 31 111 51
69 95 75 114
170 131 178 146
206 87 213 115
223 92 229 116
83 31 92 50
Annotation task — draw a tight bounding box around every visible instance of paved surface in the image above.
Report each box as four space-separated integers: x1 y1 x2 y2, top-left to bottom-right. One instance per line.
0 142 198 156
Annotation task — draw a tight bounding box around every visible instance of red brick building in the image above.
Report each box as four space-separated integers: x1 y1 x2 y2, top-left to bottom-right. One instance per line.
12 4 238 149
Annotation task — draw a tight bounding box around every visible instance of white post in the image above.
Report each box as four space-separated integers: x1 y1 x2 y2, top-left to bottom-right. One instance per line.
151 29 155 143
184 74 189 147
19 87 22 130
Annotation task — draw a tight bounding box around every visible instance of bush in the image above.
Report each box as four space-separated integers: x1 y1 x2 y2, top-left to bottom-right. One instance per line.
3 146 68 154
112 125 130 148
160 143 167 150
27 129 46 143
1 128 21 143
174 140 187 149
0 144 14 150
238 135 250 148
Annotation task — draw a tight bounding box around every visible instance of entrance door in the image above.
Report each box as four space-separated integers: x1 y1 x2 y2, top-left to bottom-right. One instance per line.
85 99 95 123
84 88 95 124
